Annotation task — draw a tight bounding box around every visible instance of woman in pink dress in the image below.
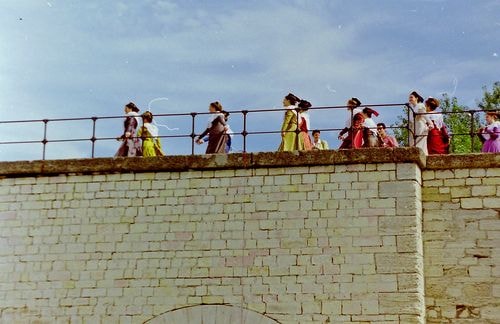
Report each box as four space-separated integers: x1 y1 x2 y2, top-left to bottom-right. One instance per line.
478 111 500 153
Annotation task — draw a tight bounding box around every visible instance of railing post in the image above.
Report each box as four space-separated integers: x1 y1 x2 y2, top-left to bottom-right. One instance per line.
406 104 412 147
42 119 49 160
190 112 197 155
295 107 300 150
242 110 248 153
470 111 475 152
91 117 98 158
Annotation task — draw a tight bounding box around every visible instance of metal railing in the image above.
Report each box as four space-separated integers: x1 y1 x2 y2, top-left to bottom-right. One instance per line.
0 103 490 161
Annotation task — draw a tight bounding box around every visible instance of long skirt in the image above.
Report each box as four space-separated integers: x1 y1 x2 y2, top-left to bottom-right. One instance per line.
482 138 500 152
339 129 363 149
207 132 228 153
300 131 313 150
427 128 449 154
278 132 304 151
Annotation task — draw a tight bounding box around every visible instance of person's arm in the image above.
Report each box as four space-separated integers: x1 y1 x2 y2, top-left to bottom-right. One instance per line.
338 127 349 138
486 127 499 139
389 136 399 147
323 140 329 150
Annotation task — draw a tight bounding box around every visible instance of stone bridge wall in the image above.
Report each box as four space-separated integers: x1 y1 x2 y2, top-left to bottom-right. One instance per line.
0 149 498 323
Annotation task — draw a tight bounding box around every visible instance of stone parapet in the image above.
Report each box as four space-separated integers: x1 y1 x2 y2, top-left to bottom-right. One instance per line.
0 147 425 177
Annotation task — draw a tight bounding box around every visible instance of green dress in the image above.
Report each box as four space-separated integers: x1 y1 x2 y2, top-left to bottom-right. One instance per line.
278 108 304 151
138 125 165 157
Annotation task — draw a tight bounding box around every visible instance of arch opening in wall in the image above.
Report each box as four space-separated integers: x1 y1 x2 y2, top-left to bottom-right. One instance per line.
144 304 280 324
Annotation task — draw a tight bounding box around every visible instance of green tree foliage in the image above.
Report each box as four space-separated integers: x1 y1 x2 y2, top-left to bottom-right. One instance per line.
392 106 410 146
440 94 481 153
478 82 500 111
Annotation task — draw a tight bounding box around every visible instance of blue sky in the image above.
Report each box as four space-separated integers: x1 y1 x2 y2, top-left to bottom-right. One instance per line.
1 0 499 160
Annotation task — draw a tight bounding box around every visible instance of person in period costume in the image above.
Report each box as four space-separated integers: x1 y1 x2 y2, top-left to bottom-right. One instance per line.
196 101 228 154
338 97 363 143
298 99 314 150
478 111 500 153
339 113 365 149
278 93 302 151
312 130 329 150
376 123 399 148
425 97 449 154
201 110 233 153
361 107 379 147
138 111 165 157
115 102 142 157
407 91 428 154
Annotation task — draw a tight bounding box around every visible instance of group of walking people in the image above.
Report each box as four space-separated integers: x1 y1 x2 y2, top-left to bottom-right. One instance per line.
115 102 165 157
115 92 500 157
277 91 499 154
277 93 399 152
406 91 499 154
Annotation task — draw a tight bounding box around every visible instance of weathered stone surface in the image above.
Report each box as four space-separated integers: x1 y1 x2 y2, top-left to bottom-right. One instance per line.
2 150 499 324
0 147 427 177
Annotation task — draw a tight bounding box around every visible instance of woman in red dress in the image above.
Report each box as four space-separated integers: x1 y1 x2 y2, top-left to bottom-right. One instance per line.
339 113 365 149
425 97 449 154
298 99 314 150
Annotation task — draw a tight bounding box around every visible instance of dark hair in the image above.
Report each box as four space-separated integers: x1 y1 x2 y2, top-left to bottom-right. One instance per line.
362 107 379 118
409 91 424 103
425 97 440 111
125 102 140 112
285 93 300 105
210 101 223 112
298 99 312 111
141 111 153 123
348 97 362 107
221 110 230 121
312 129 320 135
377 123 386 129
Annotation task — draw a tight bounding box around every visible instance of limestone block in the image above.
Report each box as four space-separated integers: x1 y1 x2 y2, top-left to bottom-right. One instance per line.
483 197 500 209
379 216 418 235
468 265 492 277
434 170 455 179
379 181 419 198
450 187 472 198
461 198 483 209
342 300 361 314
361 171 392 182
353 236 382 247
330 172 358 183
479 220 500 231
266 302 301 314
397 163 421 182
375 253 422 274
469 169 486 178
379 292 422 315
397 235 420 253
397 273 423 292
483 305 500 321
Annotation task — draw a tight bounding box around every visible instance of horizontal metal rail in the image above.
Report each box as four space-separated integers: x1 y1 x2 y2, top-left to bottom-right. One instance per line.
0 104 492 160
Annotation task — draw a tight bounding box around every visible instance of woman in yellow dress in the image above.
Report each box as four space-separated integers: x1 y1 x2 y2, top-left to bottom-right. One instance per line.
278 93 303 151
138 111 165 157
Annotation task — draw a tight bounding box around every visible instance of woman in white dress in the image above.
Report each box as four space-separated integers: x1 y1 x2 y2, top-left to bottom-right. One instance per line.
408 91 428 154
